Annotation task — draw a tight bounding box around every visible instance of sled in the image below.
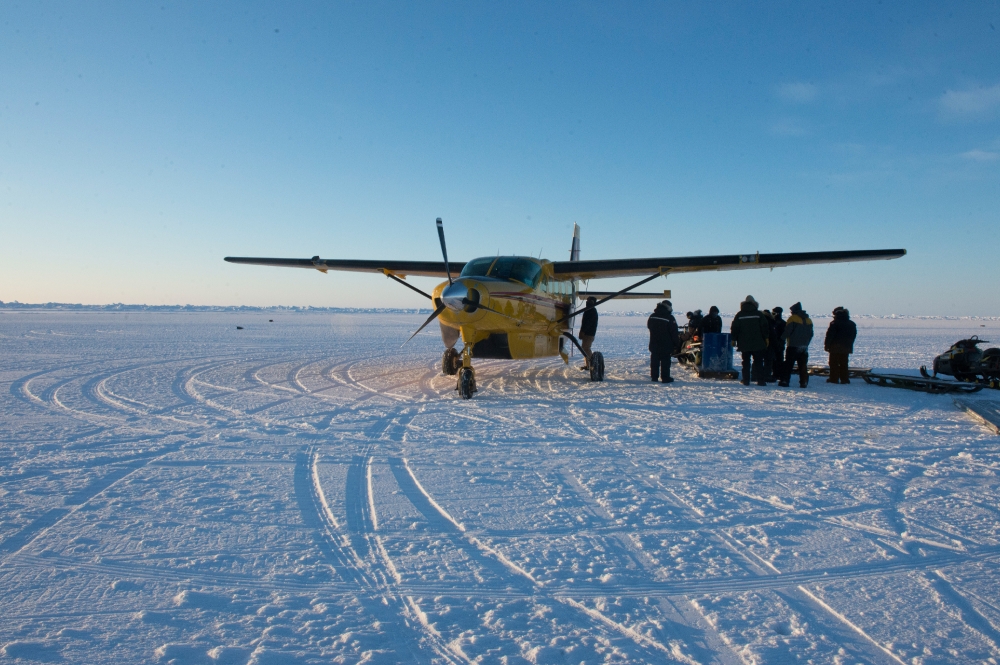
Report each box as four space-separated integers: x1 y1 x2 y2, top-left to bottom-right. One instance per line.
862 371 984 394
954 399 1000 435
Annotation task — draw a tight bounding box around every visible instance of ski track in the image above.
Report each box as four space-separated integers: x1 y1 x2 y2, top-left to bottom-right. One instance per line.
2 311 1000 663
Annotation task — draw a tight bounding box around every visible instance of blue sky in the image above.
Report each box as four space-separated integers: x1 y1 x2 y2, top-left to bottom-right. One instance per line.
2 2 998 314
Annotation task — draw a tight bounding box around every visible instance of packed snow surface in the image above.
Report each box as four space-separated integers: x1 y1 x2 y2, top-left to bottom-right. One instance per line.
2 311 1000 664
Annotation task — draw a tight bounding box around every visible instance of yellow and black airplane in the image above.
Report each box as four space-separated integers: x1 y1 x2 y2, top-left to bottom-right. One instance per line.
226 220 904 398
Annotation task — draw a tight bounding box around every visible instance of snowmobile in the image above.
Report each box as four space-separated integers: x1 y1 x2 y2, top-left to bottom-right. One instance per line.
674 328 739 379
675 327 702 367
920 336 1000 388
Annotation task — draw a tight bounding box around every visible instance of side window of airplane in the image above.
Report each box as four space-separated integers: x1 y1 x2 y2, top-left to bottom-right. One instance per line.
460 257 495 278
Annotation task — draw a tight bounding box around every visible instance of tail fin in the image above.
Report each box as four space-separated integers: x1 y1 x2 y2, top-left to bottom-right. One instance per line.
569 223 580 261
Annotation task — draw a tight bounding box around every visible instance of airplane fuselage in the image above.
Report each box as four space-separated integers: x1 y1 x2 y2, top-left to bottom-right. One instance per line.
432 256 576 360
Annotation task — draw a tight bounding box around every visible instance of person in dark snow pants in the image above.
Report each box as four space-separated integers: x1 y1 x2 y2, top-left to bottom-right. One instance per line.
647 301 679 383
781 301 814 388
579 296 599 370
825 306 857 384
769 306 786 382
730 295 770 386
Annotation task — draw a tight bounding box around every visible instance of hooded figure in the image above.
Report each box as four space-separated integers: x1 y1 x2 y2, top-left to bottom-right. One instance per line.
700 306 723 335
770 306 787 380
730 295 770 385
647 300 679 383
824 307 857 384
780 302 814 387
579 296 599 369
689 309 704 338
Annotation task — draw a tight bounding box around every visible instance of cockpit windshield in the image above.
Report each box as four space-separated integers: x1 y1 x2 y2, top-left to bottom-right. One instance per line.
460 256 544 289
459 257 495 278
488 257 543 289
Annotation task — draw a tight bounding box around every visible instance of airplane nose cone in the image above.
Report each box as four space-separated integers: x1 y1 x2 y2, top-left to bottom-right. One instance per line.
442 281 482 313
441 282 469 311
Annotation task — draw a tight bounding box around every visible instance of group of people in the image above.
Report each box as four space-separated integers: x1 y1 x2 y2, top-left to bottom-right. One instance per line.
731 296 808 387
729 295 858 387
578 296 858 387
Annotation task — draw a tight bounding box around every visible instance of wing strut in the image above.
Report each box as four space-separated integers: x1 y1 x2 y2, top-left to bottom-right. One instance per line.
383 271 433 300
559 271 664 323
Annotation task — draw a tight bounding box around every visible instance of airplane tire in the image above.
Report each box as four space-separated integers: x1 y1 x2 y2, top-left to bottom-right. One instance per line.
459 368 475 399
589 352 605 382
442 348 460 375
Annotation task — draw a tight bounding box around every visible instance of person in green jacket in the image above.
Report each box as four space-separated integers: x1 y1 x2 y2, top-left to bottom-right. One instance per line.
780 301 814 388
730 295 770 386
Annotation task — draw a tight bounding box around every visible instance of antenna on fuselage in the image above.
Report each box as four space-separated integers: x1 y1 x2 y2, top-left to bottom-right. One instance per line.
436 217 452 285
570 223 580 261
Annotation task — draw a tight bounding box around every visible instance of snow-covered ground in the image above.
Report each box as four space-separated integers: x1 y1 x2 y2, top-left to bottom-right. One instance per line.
2 311 1000 664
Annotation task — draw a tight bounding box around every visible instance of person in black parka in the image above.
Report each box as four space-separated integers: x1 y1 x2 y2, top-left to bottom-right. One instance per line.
689 310 704 338
825 306 857 384
730 295 770 386
700 306 723 336
648 300 679 383
770 306 786 382
579 296 599 370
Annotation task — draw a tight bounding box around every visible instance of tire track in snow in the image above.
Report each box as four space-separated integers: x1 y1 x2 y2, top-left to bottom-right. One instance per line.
300 448 468 664
0 438 190 561
926 570 1000 655
392 456 709 662
388 457 538 588
715 524 912 664
553 397 947 662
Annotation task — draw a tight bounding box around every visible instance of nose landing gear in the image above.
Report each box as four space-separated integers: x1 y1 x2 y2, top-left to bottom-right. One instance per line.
455 346 477 399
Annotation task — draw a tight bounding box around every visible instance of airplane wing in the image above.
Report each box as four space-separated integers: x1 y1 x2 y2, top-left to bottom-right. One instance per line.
577 291 669 300
552 248 906 280
224 256 464 278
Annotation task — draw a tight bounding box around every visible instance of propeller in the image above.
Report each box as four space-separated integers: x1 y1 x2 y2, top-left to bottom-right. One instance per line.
403 218 521 345
436 217 452 285
403 218 453 344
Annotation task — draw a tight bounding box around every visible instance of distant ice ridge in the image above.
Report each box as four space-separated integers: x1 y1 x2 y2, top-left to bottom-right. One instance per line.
0 301 433 314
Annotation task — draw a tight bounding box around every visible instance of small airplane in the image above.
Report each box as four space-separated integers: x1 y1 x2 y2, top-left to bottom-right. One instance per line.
226 220 905 398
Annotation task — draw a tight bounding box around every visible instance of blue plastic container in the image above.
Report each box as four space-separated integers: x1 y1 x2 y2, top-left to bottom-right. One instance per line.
701 333 733 372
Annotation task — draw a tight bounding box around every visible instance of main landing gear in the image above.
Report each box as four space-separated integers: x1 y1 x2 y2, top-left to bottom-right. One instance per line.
561 332 605 382
445 346 477 399
442 348 461 376
588 351 605 382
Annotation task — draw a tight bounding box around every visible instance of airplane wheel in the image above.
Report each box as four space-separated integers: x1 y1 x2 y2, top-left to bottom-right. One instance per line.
442 348 460 375
459 367 475 399
589 352 605 382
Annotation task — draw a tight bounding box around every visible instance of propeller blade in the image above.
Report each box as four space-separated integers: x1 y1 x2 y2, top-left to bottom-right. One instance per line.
402 302 446 346
436 217 452 285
